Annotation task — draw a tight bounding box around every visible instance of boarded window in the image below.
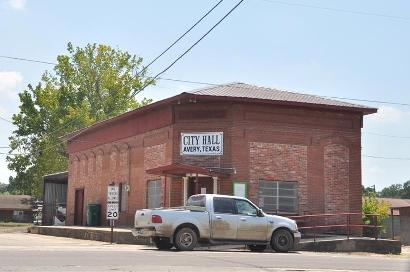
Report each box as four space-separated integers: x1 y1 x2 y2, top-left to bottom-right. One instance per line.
259 181 298 214
119 183 128 212
147 180 162 209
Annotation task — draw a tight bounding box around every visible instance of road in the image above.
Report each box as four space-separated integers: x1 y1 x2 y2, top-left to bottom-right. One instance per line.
0 233 409 272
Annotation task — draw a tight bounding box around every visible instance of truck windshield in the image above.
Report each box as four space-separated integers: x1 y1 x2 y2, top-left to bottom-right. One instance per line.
186 195 206 207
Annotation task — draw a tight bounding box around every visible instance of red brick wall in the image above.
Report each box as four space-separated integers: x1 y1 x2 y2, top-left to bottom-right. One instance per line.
324 143 350 215
66 99 365 227
248 142 308 214
66 127 172 226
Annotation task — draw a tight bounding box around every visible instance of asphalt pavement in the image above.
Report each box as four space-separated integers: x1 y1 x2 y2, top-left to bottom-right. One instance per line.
0 233 409 272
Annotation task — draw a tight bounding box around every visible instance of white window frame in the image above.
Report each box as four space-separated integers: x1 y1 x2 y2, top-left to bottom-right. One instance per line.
147 180 163 209
259 181 298 214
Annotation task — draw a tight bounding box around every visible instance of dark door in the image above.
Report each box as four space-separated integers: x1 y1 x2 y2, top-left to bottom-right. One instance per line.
188 177 213 196
74 188 84 225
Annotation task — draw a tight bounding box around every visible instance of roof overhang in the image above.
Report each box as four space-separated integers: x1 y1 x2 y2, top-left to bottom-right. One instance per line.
146 163 229 178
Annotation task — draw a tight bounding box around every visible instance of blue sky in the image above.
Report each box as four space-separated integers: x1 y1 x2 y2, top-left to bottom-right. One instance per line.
0 0 409 190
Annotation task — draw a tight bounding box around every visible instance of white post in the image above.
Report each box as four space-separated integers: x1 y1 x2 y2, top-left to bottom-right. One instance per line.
183 177 188 205
213 177 218 194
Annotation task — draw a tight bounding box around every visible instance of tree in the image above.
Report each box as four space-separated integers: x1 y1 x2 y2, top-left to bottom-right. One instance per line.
362 192 390 236
0 183 9 195
7 43 153 197
402 180 410 199
362 185 377 196
379 183 403 198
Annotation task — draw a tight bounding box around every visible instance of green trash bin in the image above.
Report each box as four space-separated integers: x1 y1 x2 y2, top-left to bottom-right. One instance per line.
87 203 101 226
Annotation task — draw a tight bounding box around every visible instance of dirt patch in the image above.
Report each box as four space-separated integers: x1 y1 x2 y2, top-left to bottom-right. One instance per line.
0 223 32 233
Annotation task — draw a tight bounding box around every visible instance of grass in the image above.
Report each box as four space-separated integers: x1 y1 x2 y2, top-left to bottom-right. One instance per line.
0 222 32 227
0 222 32 233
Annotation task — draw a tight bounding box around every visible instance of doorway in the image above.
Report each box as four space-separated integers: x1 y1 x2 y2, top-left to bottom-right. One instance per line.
74 188 84 225
188 177 213 197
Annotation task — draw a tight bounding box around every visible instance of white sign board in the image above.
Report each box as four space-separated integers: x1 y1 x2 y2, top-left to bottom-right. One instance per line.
107 186 119 202
233 183 246 198
180 132 223 155
106 203 119 220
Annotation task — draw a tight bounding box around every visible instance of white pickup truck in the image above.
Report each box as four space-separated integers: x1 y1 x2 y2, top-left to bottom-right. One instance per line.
132 194 301 252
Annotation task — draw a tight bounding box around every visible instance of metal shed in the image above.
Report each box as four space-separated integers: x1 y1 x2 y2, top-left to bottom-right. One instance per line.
42 172 68 225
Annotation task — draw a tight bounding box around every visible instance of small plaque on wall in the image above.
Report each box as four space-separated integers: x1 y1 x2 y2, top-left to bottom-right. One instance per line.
233 182 248 198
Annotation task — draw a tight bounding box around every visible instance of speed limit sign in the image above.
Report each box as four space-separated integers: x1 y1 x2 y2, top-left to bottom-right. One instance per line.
106 202 119 220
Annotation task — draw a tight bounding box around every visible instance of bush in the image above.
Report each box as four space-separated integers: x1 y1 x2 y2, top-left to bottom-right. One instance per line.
362 192 390 237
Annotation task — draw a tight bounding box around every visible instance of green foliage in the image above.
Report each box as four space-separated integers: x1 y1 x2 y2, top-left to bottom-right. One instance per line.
402 180 410 199
0 183 9 195
379 183 403 198
7 43 154 198
362 192 390 227
362 185 376 197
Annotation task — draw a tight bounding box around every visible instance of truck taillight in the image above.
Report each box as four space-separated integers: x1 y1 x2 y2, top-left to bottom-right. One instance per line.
152 215 162 223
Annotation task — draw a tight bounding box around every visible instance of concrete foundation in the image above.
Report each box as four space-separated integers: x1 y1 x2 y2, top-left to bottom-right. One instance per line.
296 238 401 254
30 226 149 245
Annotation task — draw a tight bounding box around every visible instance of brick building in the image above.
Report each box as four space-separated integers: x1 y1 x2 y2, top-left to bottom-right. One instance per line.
65 83 376 226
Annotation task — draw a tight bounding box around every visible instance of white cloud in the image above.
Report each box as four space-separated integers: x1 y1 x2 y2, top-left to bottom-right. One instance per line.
0 159 13 184
366 106 404 124
6 0 26 10
0 71 23 98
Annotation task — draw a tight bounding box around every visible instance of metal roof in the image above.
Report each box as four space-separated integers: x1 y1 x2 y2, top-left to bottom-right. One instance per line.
66 83 377 141
0 195 33 211
186 83 376 112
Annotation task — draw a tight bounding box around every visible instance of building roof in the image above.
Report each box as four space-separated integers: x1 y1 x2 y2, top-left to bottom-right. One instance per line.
0 195 33 211
377 197 410 208
186 83 376 112
146 163 229 178
66 83 377 141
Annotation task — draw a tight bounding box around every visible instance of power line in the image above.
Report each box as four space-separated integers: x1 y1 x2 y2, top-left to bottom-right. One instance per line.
0 55 56 65
258 0 410 22
0 115 13 124
363 155 410 161
138 0 224 76
363 131 410 139
322 96 410 107
1 53 410 107
131 0 245 98
157 77 219 86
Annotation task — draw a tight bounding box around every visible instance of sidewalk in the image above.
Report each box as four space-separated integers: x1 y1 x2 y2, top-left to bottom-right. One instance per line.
30 225 149 245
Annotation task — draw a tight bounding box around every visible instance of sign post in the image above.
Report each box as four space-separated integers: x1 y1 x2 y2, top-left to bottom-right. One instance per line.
107 184 119 244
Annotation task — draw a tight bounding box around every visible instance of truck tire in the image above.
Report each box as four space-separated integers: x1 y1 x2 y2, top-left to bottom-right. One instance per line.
248 245 267 252
174 227 197 251
271 229 293 253
153 237 173 250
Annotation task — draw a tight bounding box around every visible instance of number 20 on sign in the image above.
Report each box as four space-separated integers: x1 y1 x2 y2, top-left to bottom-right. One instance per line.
106 203 119 220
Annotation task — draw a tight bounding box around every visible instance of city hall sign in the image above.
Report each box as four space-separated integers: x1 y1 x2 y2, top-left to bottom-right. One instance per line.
180 132 223 156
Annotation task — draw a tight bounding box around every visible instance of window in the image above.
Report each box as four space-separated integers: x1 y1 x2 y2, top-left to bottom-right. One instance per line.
13 210 24 216
213 197 235 214
147 180 162 208
119 183 128 212
235 199 257 216
259 181 298 214
187 195 206 207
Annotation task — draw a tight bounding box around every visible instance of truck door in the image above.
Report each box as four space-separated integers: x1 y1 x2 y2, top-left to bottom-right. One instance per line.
234 199 268 241
211 197 238 240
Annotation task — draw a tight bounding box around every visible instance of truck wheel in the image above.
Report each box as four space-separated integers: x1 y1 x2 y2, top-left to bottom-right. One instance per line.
271 229 293 253
174 227 197 251
153 237 173 250
248 245 267 252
